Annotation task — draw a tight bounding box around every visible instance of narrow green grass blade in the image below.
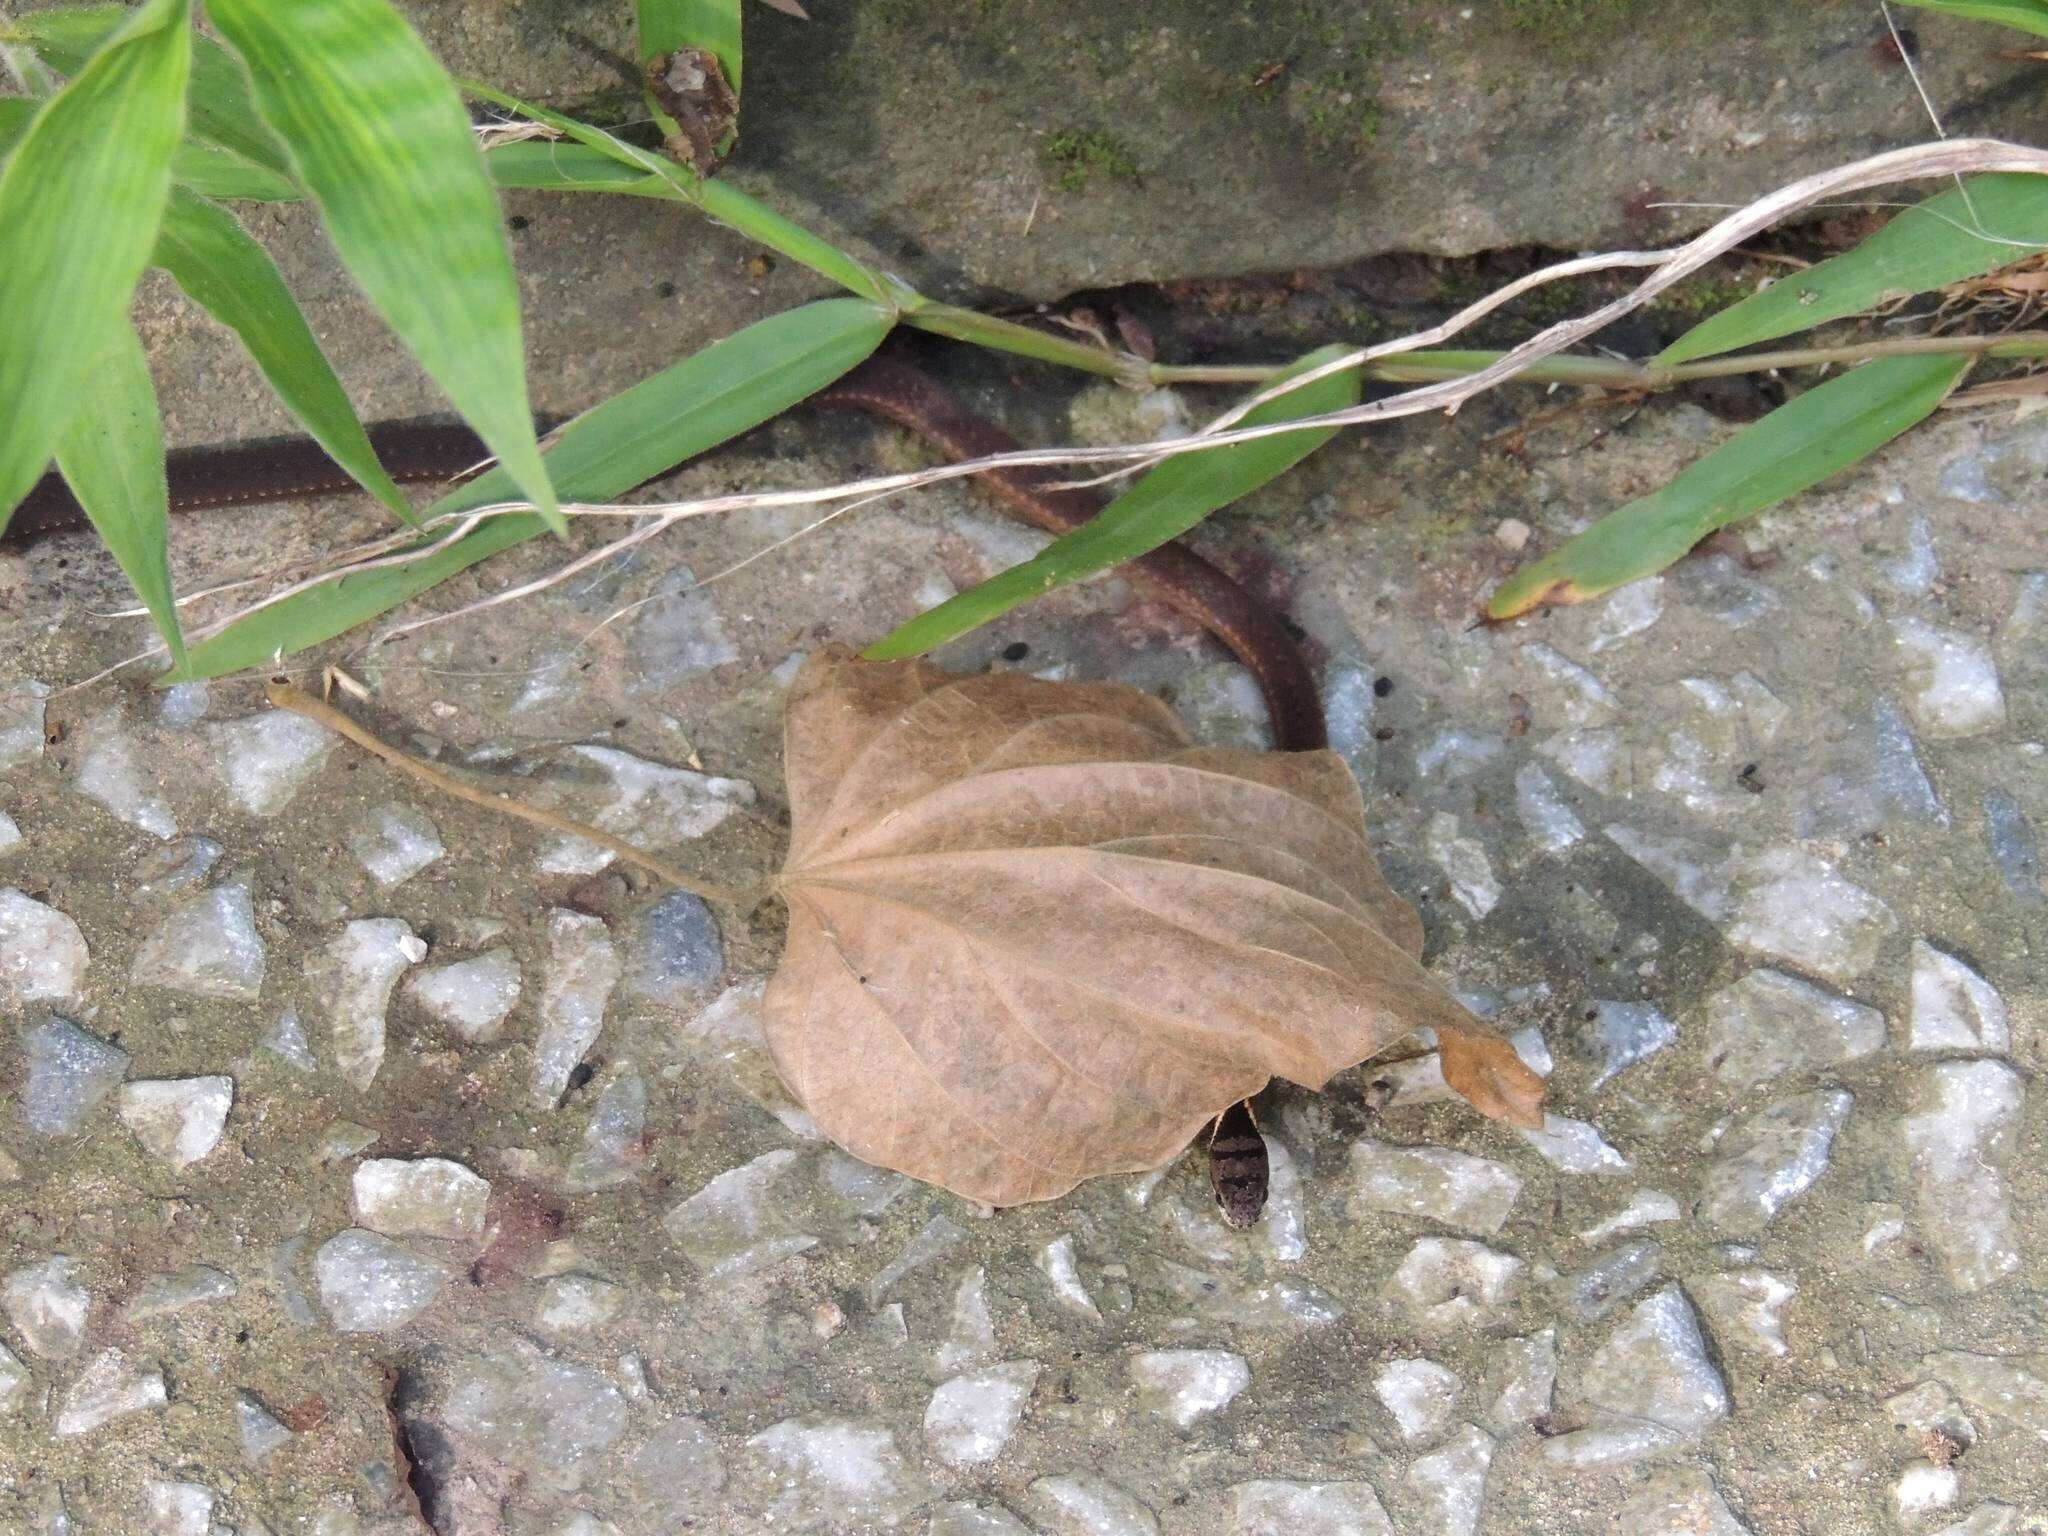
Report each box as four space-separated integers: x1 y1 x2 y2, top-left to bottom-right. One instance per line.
1488 353 1970 619
1660 175 2048 365
485 139 685 198
174 298 894 680
865 346 1363 661
209 0 560 532
55 325 186 670
1892 0 2048 37
16 3 292 176
156 189 415 523
169 139 301 201
464 81 896 305
2 95 297 203
0 0 189 532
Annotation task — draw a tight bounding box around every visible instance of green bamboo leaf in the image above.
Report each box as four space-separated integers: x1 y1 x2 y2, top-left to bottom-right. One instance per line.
1488 353 1970 619
155 188 415 523
16 2 293 176
1892 0 2048 37
485 138 685 198
55 325 186 670
1660 175 2048 365
174 297 894 680
0 0 189 531
168 139 302 202
208 0 560 532
864 346 1363 661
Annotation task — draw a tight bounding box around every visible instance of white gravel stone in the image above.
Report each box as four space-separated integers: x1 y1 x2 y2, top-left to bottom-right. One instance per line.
77 731 178 838
1726 847 1895 982
1485 1330 1557 1430
313 1229 448 1332
4 1255 91 1358
237 1392 293 1463
54 1347 166 1436
1375 1357 1461 1442
1129 1349 1249 1428
1545 1286 1729 1466
0 680 48 769
347 802 444 887
321 918 424 1090
407 946 521 1042
1036 1235 1102 1321
934 1266 997 1375
664 1149 816 1278
0 808 20 856
1902 1060 2024 1292
1231 1480 1394 1536
208 709 334 814
532 909 622 1105
131 883 266 1000
1425 812 1501 919
537 1274 626 1332
542 746 754 873
1895 1465 1960 1518
924 1360 1038 1465
1603 823 1732 921
0 888 89 1009
1027 1475 1159 1536
1701 969 1885 1088
1544 727 1634 797
125 1265 237 1320
1614 1465 1752 1535
1693 1269 1795 1357
0 1341 27 1411
1909 941 2009 1053
1892 616 2006 737
1517 1113 1631 1174
1514 764 1584 851
1883 1381 1976 1453
1392 1239 1523 1331
261 1009 316 1072
1592 578 1665 650
1260 1138 1307 1262
929 1504 1034 1536
1583 1000 1677 1085
157 681 209 730
1405 1423 1495 1536
745 1417 921 1529
143 1480 213 1536
1700 1089 1852 1236
565 1064 648 1192
351 1157 490 1240
1579 1190 1682 1244
1563 1239 1663 1322
118 1077 232 1168
444 1352 629 1476
20 1015 127 1135
1520 642 1618 725
1921 1352 2048 1441
1349 1141 1521 1234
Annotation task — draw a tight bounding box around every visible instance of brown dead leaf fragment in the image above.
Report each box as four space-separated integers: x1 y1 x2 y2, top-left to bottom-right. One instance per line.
761 648 1544 1207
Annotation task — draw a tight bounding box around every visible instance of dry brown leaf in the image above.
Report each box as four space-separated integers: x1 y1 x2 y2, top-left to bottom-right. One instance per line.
762 647 1544 1206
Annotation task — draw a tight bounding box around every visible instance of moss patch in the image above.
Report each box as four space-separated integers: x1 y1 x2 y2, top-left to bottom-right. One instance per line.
1042 129 1140 192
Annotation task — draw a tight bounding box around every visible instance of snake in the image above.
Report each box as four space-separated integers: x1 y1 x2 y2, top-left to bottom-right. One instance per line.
5 354 1325 1223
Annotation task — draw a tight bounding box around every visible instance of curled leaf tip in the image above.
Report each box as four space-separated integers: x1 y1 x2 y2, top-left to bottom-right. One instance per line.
1438 1027 1548 1130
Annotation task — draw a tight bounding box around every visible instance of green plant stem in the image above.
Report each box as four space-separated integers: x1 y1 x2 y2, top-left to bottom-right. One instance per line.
1146 331 2048 390
900 303 1136 378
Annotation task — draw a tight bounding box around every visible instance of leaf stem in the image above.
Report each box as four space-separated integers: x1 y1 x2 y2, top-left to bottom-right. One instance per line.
264 678 755 907
1147 330 2048 388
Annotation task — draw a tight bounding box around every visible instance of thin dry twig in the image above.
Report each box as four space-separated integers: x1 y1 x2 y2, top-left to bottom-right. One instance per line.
264 677 754 907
